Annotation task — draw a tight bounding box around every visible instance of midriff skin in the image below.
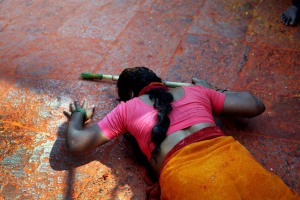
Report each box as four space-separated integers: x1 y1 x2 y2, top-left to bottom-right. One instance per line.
139 87 215 175
150 122 214 175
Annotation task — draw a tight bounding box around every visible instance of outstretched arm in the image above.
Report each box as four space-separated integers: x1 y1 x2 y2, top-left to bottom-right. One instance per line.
191 77 265 118
64 100 110 155
221 91 265 118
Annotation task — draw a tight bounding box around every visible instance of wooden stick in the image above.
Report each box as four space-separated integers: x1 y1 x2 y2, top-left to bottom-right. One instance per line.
81 72 191 87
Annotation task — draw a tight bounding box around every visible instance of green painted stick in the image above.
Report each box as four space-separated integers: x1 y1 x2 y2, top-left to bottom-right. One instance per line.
81 72 191 87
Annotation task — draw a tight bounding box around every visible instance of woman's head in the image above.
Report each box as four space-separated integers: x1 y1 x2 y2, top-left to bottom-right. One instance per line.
117 66 162 101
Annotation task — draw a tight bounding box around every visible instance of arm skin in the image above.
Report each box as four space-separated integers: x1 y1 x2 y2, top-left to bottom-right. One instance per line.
221 91 266 118
64 100 109 155
191 77 266 118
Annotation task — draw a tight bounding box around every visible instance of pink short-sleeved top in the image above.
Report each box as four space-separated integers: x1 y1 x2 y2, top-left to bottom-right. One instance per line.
98 86 225 160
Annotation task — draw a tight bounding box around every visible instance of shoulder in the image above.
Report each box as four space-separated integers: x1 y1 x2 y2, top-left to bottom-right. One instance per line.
182 85 225 103
114 98 143 112
168 86 208 102
117 98 140 106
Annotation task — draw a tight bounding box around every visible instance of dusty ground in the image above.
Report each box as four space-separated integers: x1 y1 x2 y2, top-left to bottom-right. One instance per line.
0 0 299 199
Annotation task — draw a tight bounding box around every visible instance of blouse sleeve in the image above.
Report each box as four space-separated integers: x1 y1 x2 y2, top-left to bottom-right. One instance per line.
203 87 226 113
97 101 128 139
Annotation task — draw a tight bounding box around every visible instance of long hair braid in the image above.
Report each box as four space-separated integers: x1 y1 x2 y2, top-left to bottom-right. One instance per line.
147 88 173 160
117 67 173 160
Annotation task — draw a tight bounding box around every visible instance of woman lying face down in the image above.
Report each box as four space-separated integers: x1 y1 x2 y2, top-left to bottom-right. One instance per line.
64 66 299 200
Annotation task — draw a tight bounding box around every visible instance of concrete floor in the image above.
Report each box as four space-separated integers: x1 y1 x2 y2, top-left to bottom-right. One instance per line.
0 0 299 199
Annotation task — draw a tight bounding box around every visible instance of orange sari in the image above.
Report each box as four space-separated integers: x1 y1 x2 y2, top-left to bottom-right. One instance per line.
159 135 299 200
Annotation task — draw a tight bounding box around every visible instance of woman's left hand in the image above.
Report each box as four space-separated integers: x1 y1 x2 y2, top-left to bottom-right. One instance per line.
64 100 95 122
191 77 212 89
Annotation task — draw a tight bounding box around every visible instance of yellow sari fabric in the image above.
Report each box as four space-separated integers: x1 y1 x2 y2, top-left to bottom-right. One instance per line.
159 136 299 200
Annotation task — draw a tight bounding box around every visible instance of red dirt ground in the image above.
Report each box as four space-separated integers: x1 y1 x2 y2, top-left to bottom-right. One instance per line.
0 0 299 199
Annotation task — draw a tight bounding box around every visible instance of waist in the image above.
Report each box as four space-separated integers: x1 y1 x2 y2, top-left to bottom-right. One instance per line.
160 126 225 174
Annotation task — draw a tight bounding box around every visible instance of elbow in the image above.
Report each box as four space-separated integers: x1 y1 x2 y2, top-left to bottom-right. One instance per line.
66 130 84 155
253 94 266 116
67 142 83 155
247 94 266 118
256 100 266 116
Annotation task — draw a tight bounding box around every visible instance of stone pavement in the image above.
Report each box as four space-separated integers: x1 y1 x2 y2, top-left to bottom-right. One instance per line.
0 0 299 199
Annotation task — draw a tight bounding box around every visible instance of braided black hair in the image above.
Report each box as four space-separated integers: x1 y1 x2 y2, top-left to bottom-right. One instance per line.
117 67 173 160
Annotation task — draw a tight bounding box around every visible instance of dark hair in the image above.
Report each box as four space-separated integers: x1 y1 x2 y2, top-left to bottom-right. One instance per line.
117 67 173 161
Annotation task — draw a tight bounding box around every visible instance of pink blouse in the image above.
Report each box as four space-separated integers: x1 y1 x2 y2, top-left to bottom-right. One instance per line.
98 86 226 160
